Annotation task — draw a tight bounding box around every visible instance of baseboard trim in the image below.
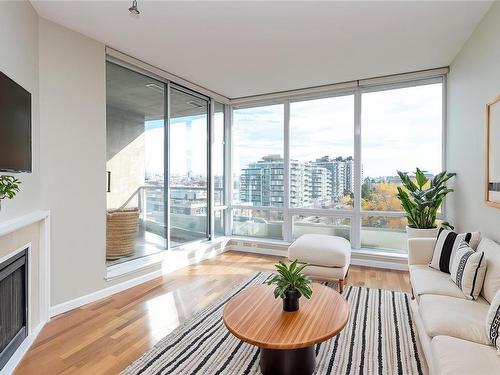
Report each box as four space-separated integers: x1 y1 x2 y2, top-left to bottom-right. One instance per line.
1 322 44 375
226 245 288 257
50 242 227 318
49 269 163 317
226 246 409 271
350 257 408 271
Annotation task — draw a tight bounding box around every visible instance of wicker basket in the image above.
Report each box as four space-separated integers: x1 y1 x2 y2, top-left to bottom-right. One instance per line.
106 207 140 260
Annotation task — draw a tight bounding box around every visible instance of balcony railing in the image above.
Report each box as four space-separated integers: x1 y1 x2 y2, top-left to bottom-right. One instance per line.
116 184 224 246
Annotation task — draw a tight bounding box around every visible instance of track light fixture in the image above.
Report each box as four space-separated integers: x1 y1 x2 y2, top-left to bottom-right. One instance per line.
129 0 140 16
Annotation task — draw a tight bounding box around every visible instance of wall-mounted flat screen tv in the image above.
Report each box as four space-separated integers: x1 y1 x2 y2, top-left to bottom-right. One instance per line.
0 71 32 173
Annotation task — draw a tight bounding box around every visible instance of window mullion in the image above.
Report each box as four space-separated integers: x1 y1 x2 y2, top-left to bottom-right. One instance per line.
283 99 292 242
226 104 233 236
353 90 362 249
441 76 448 218
165 81 171 248
208 100 215 239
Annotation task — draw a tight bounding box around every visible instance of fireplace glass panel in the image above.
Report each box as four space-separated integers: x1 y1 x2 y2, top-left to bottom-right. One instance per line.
0 250 27 371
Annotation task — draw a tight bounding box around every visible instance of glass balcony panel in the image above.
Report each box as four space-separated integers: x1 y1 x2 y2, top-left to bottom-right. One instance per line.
361 216 408 253
215 209 225 237
292 215 350 240
232 209 283 240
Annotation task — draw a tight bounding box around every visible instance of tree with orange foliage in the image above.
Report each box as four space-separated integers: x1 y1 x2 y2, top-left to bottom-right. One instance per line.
361 182 407 229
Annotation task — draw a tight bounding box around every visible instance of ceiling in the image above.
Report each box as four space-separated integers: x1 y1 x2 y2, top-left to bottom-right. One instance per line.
31 1 492 99
107 61 207 121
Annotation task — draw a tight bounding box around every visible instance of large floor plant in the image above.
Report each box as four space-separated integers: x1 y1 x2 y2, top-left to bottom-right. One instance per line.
396 168 455 230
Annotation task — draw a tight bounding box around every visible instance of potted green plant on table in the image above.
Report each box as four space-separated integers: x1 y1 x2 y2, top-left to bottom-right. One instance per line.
0 175 21 211
396 168 455 239
266 260 313 312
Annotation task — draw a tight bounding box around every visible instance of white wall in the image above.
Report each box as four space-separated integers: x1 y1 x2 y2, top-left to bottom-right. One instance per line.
0 1 40 221
38 18 160 306
447 1 500 241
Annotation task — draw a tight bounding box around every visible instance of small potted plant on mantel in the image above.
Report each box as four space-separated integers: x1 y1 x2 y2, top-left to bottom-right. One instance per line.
396 168 455 239
0 175 21 211
267 260 313 312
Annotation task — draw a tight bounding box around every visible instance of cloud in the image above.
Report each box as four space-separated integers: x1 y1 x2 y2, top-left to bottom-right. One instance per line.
233 83 442 177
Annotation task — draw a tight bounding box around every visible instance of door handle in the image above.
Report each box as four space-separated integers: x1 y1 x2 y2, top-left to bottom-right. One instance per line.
107 171 111 193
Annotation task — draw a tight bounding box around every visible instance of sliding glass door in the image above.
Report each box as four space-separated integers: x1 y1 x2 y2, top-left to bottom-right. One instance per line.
106 61 220 266
106 62 167 265
169 87 209 246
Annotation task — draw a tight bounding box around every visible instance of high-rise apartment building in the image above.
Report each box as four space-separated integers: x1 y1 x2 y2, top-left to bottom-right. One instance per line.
290 160 309 207
308 166 332 203
240 154 284 207
240 155 356 207
310 156 355 200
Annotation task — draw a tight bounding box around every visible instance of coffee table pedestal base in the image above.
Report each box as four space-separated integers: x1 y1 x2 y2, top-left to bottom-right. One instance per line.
259 345 315 375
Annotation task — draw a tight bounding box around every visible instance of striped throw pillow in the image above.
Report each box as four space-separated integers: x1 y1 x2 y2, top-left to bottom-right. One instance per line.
429 228 481 273
449 241 487 300
486 290 500 355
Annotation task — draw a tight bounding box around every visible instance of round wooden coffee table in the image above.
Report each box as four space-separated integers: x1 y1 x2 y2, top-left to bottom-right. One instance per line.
223 283 349 375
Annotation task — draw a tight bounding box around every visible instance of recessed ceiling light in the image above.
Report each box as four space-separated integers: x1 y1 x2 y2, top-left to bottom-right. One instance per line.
128 0 140 16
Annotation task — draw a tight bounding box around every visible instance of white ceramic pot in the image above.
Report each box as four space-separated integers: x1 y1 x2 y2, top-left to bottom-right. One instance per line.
406 226 439 239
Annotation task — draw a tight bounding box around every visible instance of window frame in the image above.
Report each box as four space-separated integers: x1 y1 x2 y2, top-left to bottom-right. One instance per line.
228 75 446 253
105 55 230 262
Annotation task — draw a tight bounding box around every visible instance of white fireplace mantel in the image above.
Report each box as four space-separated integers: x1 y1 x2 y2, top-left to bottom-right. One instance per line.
0 210 50 238
0 210 51 375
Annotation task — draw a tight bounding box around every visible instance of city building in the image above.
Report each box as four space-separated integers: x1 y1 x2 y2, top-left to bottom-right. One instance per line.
311 156 356 200
240 155 355 208
240 154 284 207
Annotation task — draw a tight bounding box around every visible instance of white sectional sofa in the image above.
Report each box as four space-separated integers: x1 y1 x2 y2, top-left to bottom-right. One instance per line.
408 237 500 375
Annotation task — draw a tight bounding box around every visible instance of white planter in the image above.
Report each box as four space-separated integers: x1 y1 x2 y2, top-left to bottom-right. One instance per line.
406 226 439 239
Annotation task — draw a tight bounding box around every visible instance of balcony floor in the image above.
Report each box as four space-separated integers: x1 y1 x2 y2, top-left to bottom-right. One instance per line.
105 225 182 267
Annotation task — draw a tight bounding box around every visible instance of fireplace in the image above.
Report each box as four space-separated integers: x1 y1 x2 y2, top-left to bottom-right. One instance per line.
0 249 28 371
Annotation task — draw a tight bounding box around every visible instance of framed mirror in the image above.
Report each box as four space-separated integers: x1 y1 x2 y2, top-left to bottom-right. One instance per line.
486 95 500 208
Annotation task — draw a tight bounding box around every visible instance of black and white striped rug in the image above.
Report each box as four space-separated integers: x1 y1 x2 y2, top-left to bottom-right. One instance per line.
122 272 426 375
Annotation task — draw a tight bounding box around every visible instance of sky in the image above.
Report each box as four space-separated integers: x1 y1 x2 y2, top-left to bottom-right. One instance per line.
362 83 442 177
144 112 224 178
144 82 443 180
233 82 442 178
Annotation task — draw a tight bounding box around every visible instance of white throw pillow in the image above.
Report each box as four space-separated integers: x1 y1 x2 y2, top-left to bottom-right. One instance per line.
430 228 481 274
477 238 500 303
486 289 500 355
449 241 487 300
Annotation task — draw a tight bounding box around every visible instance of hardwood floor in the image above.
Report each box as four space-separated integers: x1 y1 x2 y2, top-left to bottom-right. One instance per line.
14 251 410 375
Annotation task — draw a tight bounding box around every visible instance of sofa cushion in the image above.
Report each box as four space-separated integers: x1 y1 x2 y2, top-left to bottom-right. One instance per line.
478 238 500 303
450 241 487 300
288 234 351 267
486 289 500 353
430 228 481 273
410 265 465 300
431 335 500 375
419 294 490 345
